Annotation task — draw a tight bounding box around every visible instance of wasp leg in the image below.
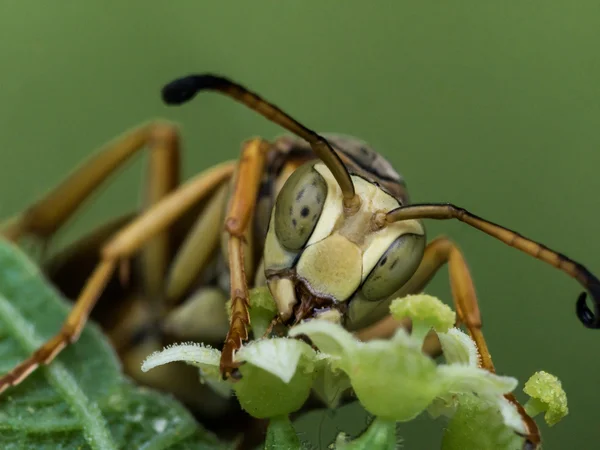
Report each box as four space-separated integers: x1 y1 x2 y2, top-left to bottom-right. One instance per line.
139 126 181 310
1 122 180 244
0 162 235 394
219 138 271 378
45 213 136 299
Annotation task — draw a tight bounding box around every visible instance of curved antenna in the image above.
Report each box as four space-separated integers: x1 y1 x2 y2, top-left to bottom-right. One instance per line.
385 203 600 329
161 74 357 207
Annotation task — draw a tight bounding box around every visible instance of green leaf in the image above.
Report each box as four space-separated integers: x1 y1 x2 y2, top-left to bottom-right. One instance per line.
0 240 230 450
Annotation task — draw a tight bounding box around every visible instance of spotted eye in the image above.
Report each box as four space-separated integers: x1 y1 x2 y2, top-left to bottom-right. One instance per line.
274 162 328 251
361 233 426 302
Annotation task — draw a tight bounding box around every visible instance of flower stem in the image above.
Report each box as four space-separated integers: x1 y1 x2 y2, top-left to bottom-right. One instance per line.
524 397 546 418
264 415 301 450
337 417 398 450
411 323 431 348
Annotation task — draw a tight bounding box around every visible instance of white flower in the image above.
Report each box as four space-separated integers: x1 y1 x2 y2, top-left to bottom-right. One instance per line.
142 337 317 418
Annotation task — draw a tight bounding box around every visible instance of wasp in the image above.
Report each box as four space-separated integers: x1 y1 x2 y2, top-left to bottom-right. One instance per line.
0 74 598 449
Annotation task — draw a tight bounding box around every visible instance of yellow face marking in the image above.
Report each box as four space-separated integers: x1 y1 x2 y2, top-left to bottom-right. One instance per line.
305 164 344 247
312 163 425 283
296 233 363 301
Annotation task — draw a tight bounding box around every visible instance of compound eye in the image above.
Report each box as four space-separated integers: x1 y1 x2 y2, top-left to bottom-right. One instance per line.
274 162 328 251
362 233 426 302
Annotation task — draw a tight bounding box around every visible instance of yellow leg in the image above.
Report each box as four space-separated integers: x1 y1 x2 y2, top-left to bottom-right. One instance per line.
139 126 181 304
219 138 271 378
0 162 235 393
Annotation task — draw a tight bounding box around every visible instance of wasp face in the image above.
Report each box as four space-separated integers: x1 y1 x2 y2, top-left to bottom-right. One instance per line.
264 161 426 330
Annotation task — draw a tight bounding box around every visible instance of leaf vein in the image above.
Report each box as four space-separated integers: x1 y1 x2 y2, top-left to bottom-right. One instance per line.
0 294 117 450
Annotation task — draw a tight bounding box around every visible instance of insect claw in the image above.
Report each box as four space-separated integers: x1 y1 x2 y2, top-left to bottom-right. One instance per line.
220 365 243 382
576 289 600 329
230 367 243 381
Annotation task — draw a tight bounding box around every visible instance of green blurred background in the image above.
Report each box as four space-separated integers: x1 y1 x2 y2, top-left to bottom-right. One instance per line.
0 1 598 448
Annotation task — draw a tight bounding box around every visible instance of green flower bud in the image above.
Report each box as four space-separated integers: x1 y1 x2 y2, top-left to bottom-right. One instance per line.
523 371 568 426
442 394 526 450
234 338 317 418
390 294 456 345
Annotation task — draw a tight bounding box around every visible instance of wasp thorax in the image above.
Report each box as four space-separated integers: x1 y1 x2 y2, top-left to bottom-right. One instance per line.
264 162 425 329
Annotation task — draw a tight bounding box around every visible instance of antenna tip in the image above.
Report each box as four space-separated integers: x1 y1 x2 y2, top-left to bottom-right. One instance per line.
161 74 228 105
576 290 600 329
161 76 199 105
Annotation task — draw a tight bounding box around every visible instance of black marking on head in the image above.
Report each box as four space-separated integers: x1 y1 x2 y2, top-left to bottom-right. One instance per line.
292 218 297 227
380 256 388 266
300 206 310 218
296 188 305 201
390 259 398 270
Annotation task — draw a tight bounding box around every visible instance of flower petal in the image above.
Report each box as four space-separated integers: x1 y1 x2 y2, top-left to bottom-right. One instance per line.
498 396 529 435
289 319 358 361
141 342 220 372
236 337 315 383
437 365 518 398
437 328 480 366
